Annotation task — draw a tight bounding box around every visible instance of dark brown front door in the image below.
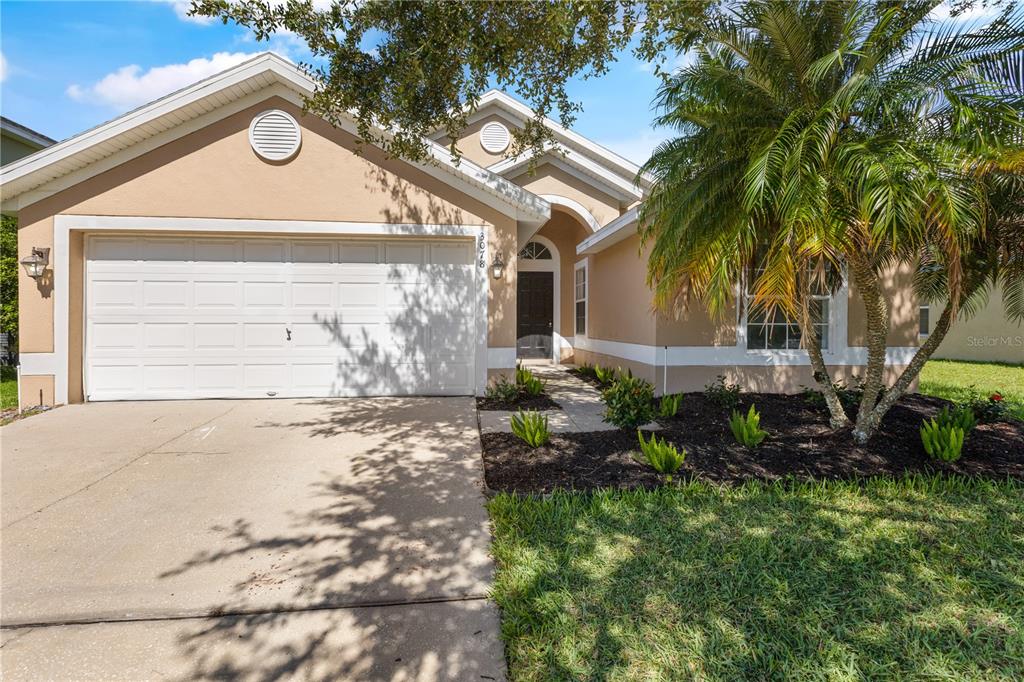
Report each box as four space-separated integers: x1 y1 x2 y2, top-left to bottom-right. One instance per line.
517 271 553 359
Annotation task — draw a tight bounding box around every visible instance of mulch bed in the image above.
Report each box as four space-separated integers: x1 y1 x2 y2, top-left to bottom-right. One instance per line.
481 392 1024 493
476 394 562 411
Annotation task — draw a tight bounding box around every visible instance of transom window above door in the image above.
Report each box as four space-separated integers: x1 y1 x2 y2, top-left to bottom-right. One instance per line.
518 241 552 260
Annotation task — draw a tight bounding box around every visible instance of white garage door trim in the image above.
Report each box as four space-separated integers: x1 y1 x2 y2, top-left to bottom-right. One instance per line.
38 215 490 403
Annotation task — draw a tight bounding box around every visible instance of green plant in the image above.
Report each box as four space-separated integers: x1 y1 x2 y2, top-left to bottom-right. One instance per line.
704 375 741 410
510 410 550 448
635 430 686 482
729 405 768 448
964 391 1011 424
594 364 616 386
485 376 520 403
515 366 546 397
602 375 656 429
576 363 597 378
801 379 862 413
933 405 977 434
920 419 965 463
658 393 683 419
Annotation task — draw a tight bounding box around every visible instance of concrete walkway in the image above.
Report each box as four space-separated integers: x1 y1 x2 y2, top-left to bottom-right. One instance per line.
1 398 505 681
479 364 617 433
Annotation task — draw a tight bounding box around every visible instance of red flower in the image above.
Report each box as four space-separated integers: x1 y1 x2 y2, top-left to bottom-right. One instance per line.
990 392 1004 402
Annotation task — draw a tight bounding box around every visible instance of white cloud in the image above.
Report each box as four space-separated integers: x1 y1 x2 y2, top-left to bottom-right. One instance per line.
67 52 258 109
0 52 7 83
156 0 215 25
597 127 675 166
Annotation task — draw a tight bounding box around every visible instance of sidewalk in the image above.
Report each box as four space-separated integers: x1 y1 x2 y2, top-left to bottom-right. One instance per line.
478 364 628 433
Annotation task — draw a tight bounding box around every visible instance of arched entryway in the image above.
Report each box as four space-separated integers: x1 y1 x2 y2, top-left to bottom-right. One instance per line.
516 234 560 362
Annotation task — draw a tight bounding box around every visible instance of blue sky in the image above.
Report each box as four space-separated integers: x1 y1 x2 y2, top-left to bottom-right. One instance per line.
0 0 676 163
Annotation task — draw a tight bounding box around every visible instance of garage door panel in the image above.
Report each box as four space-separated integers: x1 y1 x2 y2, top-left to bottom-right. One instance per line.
143 323 189 350
194 323 240 350
86 235 478 400
92 280 139 309
194 281 241 308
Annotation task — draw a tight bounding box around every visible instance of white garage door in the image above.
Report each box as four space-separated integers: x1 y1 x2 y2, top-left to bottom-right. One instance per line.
85 235 481 400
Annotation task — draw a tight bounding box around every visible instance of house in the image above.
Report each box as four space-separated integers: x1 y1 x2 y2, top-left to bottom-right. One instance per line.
1 116 56 166
921 288 1023 364
2 117 56 364
0 53 920 407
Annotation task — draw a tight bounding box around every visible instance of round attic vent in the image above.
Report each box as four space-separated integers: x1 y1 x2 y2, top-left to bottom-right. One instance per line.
479 121 511 154
249 110 301 161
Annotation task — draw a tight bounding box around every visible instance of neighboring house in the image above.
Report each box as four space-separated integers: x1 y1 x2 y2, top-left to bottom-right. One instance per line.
921 287 1023 364
2 117 56 364
1 116 56 166
0 53 920 406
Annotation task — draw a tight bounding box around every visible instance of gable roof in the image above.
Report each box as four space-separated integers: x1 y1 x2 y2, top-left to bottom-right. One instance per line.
438 89 654 194
0 53 550 227
1 117 57 151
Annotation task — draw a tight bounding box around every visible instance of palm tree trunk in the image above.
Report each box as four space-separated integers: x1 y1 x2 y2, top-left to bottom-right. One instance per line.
863 300 955 427
799 272 849 428
848 252 890 444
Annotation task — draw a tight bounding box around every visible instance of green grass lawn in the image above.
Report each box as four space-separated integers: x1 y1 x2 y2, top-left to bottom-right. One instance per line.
919 359 1024 420
0 366 16 411
489 478 1024 681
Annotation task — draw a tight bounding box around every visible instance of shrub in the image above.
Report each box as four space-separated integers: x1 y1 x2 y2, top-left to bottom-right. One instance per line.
510 410 550 448
964 391 1010 423
594 364 617 386
933 405 977 433
920 418 965 462
800 379 862 413
729 405 768 447
602 374 656 429
635 430 687 482
486 376 520 403
658 393 683 419
704 375 741 410
515 367 545 397
576 363 597 378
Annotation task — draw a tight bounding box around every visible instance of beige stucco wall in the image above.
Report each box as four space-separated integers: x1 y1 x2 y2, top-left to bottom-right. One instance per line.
436 112 521 168
511 164 623 227
847 263 919 348
17 95 519 404
584 234 656 346
930 285 1024 363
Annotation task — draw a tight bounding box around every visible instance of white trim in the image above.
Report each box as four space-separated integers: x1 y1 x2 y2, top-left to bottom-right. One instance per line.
577 207 638 254
538 195 601 233
1 53 550 225
516 234 561 363
487 347 517 369
491 148 643 202
18 352 58 374
1 118 55 150
574 336 920 367
453 90 654 189
574 259 589 338
49 215 491 404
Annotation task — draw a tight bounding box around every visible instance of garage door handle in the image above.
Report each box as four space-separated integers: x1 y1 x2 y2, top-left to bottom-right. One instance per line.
286 328 292 341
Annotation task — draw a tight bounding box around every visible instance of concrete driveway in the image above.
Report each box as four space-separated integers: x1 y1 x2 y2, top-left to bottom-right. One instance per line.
0 398 504 681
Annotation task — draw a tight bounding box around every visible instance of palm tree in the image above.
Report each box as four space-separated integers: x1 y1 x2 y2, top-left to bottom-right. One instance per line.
639 0 1023 443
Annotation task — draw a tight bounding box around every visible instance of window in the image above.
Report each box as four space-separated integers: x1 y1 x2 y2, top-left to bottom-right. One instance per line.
574 262 587 336
919 305 930 337
518 241 552 260
745 264 831 350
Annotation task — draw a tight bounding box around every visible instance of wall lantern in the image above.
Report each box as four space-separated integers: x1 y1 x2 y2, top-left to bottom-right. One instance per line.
491 252 506 280
20 247 49 279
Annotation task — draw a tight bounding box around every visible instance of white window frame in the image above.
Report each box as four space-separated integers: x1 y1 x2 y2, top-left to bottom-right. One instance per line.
574 259 589 338
740 265 837 356
919 304 930 338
